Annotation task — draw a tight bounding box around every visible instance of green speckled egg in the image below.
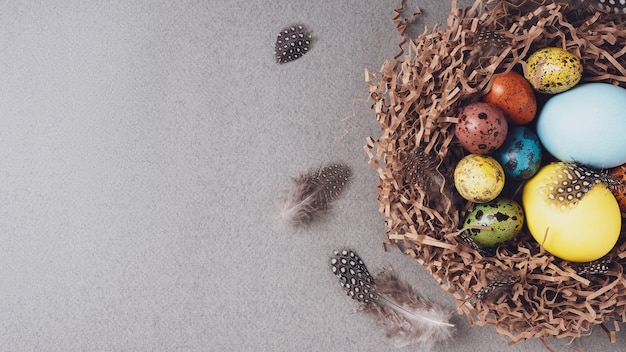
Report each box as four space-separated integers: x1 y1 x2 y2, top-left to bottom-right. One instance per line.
526 47 582 94
462 198 525 247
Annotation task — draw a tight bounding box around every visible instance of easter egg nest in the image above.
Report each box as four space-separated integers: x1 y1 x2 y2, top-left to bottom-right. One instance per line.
365 0 626 345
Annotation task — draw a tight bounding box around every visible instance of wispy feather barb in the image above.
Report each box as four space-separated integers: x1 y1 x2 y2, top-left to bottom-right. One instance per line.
331 250 454 350
278 163 351 227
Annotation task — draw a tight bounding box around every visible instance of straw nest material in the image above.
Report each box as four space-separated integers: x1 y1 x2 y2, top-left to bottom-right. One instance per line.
365 0 626 345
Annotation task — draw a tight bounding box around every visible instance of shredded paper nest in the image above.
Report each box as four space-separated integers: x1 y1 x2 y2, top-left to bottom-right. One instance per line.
365 0 626 345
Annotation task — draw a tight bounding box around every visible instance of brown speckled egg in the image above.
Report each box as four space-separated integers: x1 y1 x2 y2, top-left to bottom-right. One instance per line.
609 163 626 212
455 102 508 154
483 71 537 125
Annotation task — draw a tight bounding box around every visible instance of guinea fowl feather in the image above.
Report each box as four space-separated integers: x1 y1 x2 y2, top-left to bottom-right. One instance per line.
403 148 459 213
278 163 351 227
330 250 454 350
502 0 625 14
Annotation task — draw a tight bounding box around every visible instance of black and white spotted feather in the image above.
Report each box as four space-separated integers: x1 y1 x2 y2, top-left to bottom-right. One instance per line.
574 257 612 275
596 0 626 13
468 271 520 304
331 250 454 350
470 28 511 62
331 249 378 303
503 0 626 14
458 232 496 257
274 25 312 63
277 163 351 227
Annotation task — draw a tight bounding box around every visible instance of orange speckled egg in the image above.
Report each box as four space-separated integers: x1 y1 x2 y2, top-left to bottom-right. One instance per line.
455 102 508 154
609 164 626 213
483 71 537 125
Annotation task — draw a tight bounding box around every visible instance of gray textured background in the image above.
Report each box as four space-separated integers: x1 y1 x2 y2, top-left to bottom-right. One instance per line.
1 1 624 351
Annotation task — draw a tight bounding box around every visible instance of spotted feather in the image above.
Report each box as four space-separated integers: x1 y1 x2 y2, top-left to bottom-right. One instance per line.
274 25 312 64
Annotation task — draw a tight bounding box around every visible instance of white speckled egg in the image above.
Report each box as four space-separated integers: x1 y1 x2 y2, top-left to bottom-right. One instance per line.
536 83 626 169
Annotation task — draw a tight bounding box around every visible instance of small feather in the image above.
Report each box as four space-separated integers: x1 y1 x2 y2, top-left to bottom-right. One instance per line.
471 28 511 59
330 249 378 303
573 257 612 276
469 271 519 304
403 148 458 212
502 0 621 15
278 163 351 227
330 249 454 350
274 25 312 64
458 232 496 257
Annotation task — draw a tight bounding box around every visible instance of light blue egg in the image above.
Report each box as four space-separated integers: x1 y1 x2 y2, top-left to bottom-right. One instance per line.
493 126 542 180
537 83 626 169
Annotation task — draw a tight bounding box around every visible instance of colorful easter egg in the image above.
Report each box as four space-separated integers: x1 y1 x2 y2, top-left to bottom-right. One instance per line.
455 102 508 154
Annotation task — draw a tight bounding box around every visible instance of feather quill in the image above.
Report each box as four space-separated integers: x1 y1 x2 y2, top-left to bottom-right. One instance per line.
330 250 454 350
277 163 351 227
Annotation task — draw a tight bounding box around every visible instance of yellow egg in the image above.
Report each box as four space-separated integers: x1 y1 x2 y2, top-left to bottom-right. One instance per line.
454 154 505 203
526 47 582 94
522 163 622 262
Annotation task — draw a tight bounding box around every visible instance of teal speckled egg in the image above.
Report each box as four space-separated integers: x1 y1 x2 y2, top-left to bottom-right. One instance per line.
526 47 582 94
492 126 542 181
462 198 525 247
